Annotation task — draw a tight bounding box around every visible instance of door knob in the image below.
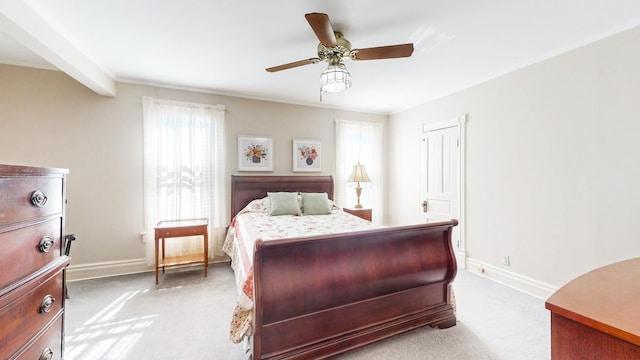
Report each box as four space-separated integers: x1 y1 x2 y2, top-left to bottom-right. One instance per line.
422 200 428 212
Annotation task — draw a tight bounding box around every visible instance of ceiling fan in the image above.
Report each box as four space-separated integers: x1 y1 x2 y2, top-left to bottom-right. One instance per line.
266 13 414 93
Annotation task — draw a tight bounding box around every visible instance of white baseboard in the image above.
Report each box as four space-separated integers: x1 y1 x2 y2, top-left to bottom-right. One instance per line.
66 258 152 282
463 257 558 300
66 257 231 282
454 249 467 272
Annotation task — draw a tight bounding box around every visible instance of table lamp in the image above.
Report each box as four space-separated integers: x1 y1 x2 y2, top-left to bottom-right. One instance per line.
347 163 371 209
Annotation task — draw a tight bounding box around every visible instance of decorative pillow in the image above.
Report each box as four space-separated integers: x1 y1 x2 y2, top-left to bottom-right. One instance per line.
242 197 270 213
301 192 332 215
267 192 302 216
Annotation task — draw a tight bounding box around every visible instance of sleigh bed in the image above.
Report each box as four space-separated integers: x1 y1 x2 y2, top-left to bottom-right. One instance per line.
223 175 458 359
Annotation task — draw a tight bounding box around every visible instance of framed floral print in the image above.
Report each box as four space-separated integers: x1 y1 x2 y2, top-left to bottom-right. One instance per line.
238 136 273 171
293 139 322 172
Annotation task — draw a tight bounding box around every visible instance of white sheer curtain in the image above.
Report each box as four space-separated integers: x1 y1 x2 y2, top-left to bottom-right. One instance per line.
335 119 384 224
142 97 226 265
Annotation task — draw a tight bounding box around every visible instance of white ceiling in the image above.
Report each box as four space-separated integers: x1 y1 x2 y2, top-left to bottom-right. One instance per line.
1 0 640 114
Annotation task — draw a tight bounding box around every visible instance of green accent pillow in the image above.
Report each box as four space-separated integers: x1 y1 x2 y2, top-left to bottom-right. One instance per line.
267 192 302 216
301 192 332 215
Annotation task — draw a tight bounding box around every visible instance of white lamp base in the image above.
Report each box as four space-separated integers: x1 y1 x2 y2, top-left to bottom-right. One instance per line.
354 182 363 209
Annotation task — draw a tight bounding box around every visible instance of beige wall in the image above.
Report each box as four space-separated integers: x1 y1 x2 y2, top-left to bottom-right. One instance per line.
0 65 386 275
389 25 640 294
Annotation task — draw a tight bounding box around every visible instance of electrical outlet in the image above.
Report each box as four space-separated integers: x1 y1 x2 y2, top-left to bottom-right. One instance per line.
502 256 510 266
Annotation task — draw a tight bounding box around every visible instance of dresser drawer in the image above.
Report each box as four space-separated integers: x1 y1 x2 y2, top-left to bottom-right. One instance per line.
10 313 64 360
0 177 63 226
0 262 66 359
0 218 62 289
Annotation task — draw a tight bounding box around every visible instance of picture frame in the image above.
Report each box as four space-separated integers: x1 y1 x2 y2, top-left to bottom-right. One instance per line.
293 139 322 172
238 136 273 171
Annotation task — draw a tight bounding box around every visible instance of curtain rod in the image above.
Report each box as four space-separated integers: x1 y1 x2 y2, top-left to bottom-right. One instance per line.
140 96 225 111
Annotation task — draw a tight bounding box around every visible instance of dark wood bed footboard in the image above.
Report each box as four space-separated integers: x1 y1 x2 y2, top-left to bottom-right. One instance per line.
252 220 458 360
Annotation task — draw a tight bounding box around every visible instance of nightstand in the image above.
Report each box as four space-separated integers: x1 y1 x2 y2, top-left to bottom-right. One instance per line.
343 207 372 221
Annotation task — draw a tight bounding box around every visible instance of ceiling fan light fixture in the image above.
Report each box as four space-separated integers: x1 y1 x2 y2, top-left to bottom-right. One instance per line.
320 60 351 93
267 13 414 99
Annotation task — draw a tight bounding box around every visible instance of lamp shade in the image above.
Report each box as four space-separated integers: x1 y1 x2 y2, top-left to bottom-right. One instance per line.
320 61 351 93
347 164 371 183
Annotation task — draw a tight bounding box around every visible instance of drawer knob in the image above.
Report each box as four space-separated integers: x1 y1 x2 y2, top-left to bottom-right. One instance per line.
30 190 48 207
39 348 54 360
38 236 55 253
39 295 55 314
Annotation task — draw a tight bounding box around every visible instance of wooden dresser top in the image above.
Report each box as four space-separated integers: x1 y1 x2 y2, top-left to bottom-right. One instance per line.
0 164 68 176
546 257 640 346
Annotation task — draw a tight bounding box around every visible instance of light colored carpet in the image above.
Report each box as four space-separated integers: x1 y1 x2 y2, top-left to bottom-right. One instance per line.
65 263 550 360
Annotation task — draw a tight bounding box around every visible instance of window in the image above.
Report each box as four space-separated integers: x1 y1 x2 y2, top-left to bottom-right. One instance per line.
335 119 383 223
142 97 226 264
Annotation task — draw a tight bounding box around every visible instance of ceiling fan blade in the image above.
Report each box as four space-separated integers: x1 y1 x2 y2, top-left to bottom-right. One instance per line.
352 43 414 60
265 58 321 72
305 13 337 47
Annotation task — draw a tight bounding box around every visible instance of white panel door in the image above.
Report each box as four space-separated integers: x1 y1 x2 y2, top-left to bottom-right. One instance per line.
419 125 459 227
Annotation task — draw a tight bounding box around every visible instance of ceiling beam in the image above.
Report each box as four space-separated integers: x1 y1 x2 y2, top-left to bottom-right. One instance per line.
0 0 115 96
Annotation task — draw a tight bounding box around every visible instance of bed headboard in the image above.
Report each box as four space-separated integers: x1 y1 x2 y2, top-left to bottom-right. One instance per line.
230 175 334 219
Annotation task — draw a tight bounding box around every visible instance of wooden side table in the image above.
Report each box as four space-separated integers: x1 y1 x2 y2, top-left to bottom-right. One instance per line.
343 208 372 221
154 218 209 284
